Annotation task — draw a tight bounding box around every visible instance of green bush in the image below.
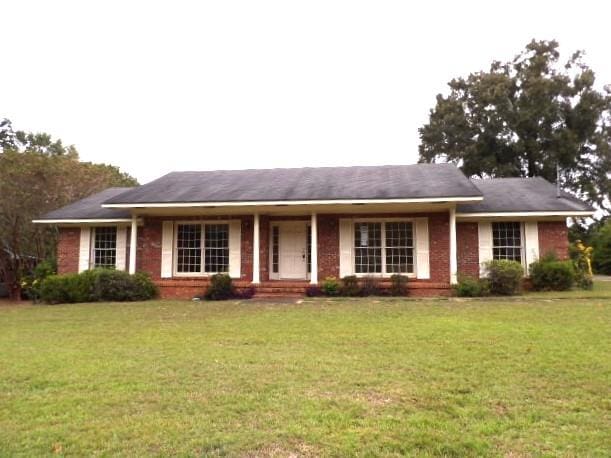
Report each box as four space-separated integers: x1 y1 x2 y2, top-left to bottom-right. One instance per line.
530 254 576 291
485 260 523 296
93 269 158 301
340 275 361 296
360 276 382 296
454 277 489 297
204 274 235 300
575 271 594 290
321 277 340 296
23 259 57 302
39 269 157 304
389 274 408 296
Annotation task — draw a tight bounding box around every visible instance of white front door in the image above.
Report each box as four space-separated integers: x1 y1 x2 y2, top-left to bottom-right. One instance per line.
279 222 307 279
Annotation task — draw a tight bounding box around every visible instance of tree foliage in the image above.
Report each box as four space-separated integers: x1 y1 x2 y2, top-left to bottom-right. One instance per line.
419 40 611 213
0 119 137 299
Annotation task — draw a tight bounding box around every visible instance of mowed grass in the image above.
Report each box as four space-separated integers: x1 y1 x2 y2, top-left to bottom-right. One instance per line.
1 295 610 457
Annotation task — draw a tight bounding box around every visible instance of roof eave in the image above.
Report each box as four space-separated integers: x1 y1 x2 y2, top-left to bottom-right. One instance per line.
32 218 136 224
101 196 484 208
456 210 595 218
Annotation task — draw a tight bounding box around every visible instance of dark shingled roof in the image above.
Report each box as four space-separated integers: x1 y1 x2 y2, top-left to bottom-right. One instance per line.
37 188 133 220
457 177 594 213
104 164 482 204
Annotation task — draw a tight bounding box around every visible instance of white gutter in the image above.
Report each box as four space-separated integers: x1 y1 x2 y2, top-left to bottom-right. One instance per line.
456 211 594 218
32 218 136 224
101 196 484 208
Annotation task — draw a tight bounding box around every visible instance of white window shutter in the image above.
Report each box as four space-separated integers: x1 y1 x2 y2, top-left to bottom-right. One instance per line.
78 227 91 272
415 217 430 279
228 220 242 278
115 226 127 271
161 221 174 278
524 221 539 275
339 219 353 277
478 222 493 276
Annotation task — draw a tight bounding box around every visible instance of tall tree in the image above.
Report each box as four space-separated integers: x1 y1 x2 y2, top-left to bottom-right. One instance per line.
0 119 138 299
418 40 611 213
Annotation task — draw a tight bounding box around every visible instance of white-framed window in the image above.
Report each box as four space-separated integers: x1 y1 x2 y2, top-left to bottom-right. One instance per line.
91 226 117 268
174 222 229 275
354 221 414 275
492 221 523 263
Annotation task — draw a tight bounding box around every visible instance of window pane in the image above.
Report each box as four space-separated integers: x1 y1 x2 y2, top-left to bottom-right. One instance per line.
204 224 229 273
354 223 382 273
93 226 117 268
492 222 522 263
385 222 414 273
177 224 202 273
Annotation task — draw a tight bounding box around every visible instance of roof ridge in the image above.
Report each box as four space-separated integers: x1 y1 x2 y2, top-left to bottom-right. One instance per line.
164 163 455 175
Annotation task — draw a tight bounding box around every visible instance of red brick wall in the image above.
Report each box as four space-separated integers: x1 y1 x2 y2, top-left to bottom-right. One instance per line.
318 215 340 279
137 219 162 280
428 212 450 283
538 220 569 260
57 227 80 274
457 222 479 279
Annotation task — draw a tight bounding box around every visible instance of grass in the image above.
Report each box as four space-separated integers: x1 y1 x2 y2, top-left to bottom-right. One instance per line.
525 279 611 299
1 294 610 456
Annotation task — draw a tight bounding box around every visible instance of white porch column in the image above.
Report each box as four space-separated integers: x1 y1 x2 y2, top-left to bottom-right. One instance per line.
449 206 457 284
129 214 138 274
310 213 318 284
252 213 260 284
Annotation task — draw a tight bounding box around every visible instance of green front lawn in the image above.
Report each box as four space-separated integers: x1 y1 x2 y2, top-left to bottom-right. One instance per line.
1 295 610 456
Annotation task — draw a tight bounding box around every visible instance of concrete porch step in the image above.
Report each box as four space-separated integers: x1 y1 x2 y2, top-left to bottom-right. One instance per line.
252 293 305 299
255 287 308 294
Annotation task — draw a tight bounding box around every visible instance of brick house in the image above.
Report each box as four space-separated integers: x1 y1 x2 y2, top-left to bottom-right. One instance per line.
34 164 593 298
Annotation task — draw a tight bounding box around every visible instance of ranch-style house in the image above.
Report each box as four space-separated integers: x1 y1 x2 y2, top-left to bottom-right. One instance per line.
34 164 594 298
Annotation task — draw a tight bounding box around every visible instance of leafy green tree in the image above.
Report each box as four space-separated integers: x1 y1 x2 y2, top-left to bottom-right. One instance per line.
419 40 611 213
590 218 611 274
0 119 138 299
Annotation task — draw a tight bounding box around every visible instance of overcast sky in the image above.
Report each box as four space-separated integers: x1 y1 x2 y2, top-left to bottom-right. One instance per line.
2 1 609 184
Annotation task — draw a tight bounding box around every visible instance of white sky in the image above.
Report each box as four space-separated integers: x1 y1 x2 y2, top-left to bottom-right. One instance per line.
2 0 610 184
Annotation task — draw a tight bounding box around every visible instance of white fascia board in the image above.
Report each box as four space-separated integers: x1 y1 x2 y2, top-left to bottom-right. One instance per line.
101 196 484 208
456 211 594 218
32 218 136 224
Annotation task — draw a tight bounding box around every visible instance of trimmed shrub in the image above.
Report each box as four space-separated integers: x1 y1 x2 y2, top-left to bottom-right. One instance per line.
39 269 157 304
530 256 575 291
485 260 523 296
360 276 382 296
454 277 489 297
321 277 340 296
340 275 361 296
204 274 235 300
389 274 408 296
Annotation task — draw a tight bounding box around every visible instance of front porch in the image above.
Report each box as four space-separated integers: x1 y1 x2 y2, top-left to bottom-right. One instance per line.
129 206 458 299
